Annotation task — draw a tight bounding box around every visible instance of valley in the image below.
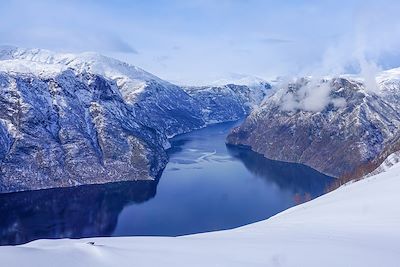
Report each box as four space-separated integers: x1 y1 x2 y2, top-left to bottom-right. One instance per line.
0 121 332 245
1 1 400 266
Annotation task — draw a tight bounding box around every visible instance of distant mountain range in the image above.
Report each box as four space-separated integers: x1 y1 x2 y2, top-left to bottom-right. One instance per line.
0 46 270 193
3 46 400 192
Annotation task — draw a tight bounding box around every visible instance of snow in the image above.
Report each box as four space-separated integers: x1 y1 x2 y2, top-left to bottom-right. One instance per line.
0 59 67 78
0 46 172 101
376 67 400 83
368 151 400 177
211 74 269 87
1 162 399 266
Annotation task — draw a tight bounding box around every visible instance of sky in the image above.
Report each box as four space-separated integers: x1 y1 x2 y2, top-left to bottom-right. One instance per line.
1 0 400 85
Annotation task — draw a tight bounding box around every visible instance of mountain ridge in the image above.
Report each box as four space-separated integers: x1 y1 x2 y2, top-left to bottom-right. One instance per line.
227 71 400 177
0 46 270 193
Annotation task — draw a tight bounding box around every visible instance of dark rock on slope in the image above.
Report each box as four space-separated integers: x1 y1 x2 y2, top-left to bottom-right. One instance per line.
0 47 270 192
183 83 270 124
227 73 400 177
0 70 167 192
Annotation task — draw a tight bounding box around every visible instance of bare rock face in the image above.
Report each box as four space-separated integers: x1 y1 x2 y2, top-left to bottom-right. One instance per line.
0 70 168 193
227 73 400 178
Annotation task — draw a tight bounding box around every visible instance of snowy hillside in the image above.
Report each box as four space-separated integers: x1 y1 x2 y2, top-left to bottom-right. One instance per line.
227 71 400 177
0 70 168 193
183 83 271 124
210 73 270 87
0 46 270 192
0 46 206 138
0 47 269 138
1 160 399 266
0 46 165 98
367 151 400 176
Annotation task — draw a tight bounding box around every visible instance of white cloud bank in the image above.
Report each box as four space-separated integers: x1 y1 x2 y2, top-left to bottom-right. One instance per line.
279 79 346 112
2 1 400 84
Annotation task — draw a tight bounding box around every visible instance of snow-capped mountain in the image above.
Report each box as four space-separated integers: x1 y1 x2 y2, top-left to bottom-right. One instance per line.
0 47 269 193
0 69 168 193
227 70 400 177
0 46 206 138
183 83 271 124
210 73 270 87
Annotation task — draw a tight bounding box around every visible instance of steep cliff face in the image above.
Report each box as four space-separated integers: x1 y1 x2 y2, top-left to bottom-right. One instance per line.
183 83 271 124
0 47 271 138
0 70 167 193
0 47 270 193
227 71 400 177
0 47 206 138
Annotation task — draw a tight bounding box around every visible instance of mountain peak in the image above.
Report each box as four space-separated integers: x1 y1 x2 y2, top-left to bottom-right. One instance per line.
0 46 174 98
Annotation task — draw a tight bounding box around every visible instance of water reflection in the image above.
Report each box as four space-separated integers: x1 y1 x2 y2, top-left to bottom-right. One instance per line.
226 145 332 198
0 121 334 246
0 180 158 245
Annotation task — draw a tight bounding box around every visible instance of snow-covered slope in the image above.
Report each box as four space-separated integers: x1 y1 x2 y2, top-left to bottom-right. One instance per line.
1 160 399 266
183 83 271 124
367 151 400 176
227 71 400 177
0 46 207 138
210 73 270 87
0 46 270 192
0 46 166 99
0 69 168 193
0 47 270 138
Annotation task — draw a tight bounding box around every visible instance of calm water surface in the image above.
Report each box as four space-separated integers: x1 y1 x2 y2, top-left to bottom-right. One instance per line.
0 121 333 245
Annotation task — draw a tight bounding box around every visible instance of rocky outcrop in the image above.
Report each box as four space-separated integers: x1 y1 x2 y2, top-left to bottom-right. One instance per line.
227 72 400 177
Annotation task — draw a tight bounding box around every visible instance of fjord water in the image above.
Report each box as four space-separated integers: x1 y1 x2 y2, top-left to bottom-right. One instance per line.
0 121 333 245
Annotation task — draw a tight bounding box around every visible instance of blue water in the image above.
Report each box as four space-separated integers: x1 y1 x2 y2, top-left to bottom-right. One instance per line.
0 121 333 245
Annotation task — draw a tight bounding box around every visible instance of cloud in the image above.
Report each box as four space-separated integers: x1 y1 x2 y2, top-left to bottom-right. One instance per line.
155 55 170 62
311 1 400 87
153 55 170 69
358 56 380 93
0 0 138 54
279 79 346 112
259 38 293 44
89 33 138 54
1 0 400 84
0 27 138 54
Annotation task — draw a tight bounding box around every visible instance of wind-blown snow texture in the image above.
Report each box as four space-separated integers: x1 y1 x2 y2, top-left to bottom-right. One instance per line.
227 71 400 177
0 47 270 193
1 160 399 267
